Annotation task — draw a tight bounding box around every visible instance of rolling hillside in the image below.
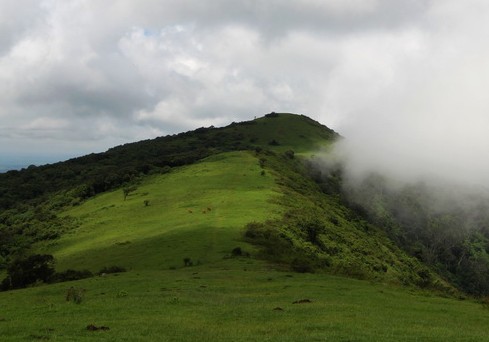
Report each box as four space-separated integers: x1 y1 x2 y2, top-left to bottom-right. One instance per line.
42 151 280 271
1 113 489 340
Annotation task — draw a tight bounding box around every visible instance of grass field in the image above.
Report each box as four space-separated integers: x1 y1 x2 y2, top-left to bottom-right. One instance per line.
2 261 489 341
3 150 489 341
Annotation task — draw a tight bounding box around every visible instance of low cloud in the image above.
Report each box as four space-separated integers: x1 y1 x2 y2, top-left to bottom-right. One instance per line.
334 1 489 189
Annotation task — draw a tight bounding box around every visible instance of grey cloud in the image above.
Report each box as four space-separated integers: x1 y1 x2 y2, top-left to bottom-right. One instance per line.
0 0 45 55
126 0 430 37
1 0 489 191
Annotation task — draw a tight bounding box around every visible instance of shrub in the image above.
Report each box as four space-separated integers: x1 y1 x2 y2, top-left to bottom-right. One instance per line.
183 257 193 267
297 218 325 247
66 286 85 304
244 222 267 239
2 254 55 290
284 150 295 159
232 247 243 256
98 266 126 275
231 247 250 257
329 216 340 226
244 221 293 260
291 257 315 273
415 268 433 288
53 269 93 282
480 297 489 310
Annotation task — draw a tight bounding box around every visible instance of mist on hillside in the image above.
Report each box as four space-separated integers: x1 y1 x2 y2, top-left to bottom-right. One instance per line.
309 24 489 293
320 93 489 234
313 107 489 294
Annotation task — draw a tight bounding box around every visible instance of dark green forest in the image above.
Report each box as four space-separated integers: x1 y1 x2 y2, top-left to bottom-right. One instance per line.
311 162 489 296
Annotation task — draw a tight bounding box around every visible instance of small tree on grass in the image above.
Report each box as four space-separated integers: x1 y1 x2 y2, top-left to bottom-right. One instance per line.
122 186 137 201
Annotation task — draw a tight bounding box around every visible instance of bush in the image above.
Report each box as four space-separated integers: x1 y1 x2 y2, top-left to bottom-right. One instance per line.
1 254 55 290
231 247 250 257
284 150 295 159
98 266 126 275
53 269 93 282
244 221 294 260
232 247 243 256
183 257 193 267
291 257 315 273
66 286 85 304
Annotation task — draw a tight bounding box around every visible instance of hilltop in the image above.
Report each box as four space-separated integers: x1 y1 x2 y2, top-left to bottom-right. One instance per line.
0 113 335 210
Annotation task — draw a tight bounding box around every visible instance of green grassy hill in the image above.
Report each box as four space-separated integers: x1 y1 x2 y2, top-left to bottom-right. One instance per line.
0 113 335 211
1 113 489 340
41 151 279 272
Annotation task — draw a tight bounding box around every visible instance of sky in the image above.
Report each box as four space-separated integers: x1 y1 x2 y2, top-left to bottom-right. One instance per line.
2 1 489 185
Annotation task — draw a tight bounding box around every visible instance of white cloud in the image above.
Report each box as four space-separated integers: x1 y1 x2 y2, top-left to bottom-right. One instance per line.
1 0 489 191
334 1 489 187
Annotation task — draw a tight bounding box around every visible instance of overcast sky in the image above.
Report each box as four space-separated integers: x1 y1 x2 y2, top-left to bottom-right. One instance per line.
2 1 489 184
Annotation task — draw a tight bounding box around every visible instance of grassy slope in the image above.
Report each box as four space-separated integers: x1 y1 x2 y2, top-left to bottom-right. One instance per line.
40 151 280 271
2 114 489 340
231 113 336 153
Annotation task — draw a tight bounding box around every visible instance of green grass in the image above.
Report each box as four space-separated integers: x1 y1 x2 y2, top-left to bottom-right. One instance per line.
2 262 489 341
38 151 280 272
238 113 337 153
3 149 489 341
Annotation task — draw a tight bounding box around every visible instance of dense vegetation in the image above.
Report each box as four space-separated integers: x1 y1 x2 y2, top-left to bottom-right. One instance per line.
312 163 489 296
244 149 451 292
2 112 489 299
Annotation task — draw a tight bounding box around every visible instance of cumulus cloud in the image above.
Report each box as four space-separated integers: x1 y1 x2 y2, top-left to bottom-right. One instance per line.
1 0 489 189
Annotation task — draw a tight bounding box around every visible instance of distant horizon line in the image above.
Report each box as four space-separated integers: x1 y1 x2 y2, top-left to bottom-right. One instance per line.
0 153 80 173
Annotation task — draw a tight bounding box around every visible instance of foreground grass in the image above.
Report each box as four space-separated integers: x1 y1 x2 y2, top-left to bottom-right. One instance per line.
1 259 489 341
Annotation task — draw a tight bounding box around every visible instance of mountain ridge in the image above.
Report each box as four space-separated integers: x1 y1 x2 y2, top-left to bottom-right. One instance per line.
0 113 336 210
